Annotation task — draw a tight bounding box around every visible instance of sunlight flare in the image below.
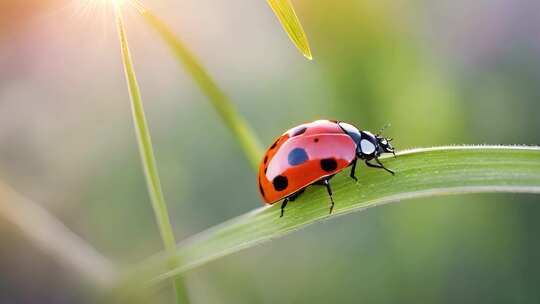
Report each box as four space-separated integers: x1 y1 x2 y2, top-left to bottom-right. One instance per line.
75 0 129 13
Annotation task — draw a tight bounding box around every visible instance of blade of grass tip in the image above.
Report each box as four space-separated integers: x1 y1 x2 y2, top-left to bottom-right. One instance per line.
132 2 264 171
267 0 313 59
113 3 188 303
0 181 116 288
125 146 540 286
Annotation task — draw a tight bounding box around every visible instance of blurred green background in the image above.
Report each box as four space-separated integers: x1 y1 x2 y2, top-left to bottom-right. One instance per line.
1 0 540 303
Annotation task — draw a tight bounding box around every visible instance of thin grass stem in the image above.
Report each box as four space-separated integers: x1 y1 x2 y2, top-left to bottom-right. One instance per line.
113 3 188 303
133 3 264 171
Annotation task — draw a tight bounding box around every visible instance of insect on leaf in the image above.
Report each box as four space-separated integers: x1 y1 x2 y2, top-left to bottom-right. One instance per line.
124 146 540 289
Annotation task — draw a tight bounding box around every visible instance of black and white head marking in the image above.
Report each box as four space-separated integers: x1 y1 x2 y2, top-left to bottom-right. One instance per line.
358 131 378 158
376 135 395 156
360 137 376 155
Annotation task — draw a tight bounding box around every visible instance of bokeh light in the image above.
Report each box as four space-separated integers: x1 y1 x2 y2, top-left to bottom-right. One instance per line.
1 0 540 303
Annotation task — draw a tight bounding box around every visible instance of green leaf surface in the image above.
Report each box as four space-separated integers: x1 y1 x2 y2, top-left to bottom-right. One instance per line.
130 146 540 286
267 0 313 59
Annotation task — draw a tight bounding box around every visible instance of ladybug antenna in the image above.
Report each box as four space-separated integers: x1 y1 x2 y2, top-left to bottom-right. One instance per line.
377 123 391 136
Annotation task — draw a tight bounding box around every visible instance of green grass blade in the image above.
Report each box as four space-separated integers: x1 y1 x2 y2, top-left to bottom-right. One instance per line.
135 5 263 171
267 0 312 59
130 146 540 286
0 181 117 288
114 5 188 303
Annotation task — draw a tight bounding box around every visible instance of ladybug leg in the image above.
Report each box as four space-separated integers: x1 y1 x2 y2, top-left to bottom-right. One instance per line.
349 158 358 182
280 198 289 218
365 159 395 175
375 158 395 175
280 189 305 218
322 179 335 214
313 178 335 214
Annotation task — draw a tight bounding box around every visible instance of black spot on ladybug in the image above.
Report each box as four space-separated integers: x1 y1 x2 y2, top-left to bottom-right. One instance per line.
314 138 319 143
263 155 268 164
273 175 288 191
269 139 279 150
264 167 267 174
288 148 308 166
291 126 307 137
320 158 338 172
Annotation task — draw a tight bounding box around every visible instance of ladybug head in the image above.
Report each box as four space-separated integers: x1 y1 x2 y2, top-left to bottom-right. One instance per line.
357 131 395 159
376 136 395 156
374 123 395 156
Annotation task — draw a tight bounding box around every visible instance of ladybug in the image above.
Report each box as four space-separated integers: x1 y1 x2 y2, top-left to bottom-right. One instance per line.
258 120 395 217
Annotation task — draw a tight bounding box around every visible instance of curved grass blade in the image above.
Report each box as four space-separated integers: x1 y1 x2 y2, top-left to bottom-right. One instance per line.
114 4 188 303
134 3 263 171
0 181 117 288
267 0 313 59
128 146 540 286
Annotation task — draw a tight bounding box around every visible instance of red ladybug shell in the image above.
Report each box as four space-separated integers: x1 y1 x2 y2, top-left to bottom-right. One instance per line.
258 120 357 204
